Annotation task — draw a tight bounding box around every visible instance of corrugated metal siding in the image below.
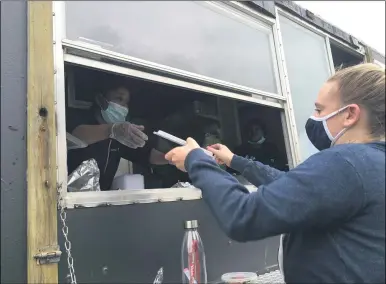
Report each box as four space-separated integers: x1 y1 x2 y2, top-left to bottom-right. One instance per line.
250 1 276 18
273 1 361 49
247 1 365 52
1 1 28 283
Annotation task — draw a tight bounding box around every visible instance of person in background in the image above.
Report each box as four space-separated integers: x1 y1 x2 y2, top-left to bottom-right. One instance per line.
233 119 287 171
165 64 385 283
152 104 225 188
67 80 168 191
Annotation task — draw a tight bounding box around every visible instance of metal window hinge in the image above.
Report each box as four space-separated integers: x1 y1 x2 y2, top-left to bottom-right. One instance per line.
34 249 62 265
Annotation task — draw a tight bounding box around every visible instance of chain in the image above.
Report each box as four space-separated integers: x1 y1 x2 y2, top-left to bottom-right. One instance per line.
57 183 77 284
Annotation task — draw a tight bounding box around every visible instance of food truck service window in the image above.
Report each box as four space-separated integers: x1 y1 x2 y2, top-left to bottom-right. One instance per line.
53 1 296 208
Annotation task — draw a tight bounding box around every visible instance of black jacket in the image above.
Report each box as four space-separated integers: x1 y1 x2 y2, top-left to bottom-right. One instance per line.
66 108 153 190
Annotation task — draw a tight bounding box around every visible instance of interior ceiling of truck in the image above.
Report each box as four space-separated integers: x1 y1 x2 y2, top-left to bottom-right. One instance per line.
330 44 364 68
65 64 215 120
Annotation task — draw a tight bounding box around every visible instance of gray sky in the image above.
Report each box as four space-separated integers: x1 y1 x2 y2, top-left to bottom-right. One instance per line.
295 1 385 55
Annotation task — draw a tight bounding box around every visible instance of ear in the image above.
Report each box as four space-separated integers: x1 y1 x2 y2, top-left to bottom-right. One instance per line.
95 93 109 110
343 104 361 128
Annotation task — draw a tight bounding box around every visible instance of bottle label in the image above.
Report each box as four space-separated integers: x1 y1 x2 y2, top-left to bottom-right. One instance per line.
183 268 197 284
188 240 200 284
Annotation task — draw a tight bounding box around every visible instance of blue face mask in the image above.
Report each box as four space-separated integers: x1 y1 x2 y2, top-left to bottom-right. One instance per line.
305 105 349 151
101 102 129 124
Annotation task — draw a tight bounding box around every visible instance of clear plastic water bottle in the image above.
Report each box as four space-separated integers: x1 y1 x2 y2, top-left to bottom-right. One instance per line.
181 220 207 284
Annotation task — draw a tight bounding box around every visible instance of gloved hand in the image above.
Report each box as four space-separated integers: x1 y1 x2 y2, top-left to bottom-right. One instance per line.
110 122 148 149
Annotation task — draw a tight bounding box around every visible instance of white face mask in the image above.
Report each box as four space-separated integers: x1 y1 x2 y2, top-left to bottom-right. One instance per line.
101 102 129 124
256 136 266 145
248 136 266 145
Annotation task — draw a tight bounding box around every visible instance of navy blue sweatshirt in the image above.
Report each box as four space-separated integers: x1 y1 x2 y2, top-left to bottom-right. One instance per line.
185 142 385 283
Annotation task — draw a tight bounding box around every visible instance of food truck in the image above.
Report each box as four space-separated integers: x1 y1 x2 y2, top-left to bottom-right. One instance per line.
1 1 385 283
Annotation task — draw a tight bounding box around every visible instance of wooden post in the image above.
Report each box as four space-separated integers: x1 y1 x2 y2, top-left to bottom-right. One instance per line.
27 1 58 283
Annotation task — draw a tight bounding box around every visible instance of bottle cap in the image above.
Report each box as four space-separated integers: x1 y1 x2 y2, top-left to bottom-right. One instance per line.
184 220 198 229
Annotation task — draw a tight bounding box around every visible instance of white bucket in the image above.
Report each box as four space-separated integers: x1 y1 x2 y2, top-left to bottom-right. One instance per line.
111 174 144 190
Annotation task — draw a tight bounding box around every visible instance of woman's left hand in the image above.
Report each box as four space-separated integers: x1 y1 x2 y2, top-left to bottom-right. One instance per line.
165 138 200 172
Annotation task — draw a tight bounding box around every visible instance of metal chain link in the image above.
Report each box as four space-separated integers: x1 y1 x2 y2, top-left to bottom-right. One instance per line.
57 183 77 284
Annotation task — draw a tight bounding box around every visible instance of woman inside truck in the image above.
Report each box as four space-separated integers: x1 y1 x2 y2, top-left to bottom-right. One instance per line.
165 63 385 283
66 80 168 191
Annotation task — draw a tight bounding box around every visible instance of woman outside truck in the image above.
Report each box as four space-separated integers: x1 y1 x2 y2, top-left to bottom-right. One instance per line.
165 64 385 283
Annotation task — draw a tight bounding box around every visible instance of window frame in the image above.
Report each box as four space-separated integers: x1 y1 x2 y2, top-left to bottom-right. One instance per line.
59 58 288 209
64 54 284 109
53 1 296 209
62 1 285 102
274 8 367 165
274 7 344 164
374 60 385 69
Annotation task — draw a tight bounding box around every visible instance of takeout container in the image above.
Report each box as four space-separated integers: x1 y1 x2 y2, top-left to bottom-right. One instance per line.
221 272 258 284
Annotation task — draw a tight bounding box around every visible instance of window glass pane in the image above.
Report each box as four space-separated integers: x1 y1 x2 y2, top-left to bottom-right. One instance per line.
279 15 332 161
65 1 278 93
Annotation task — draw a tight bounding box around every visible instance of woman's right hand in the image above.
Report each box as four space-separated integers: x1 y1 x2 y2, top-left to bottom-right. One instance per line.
206 143 234 167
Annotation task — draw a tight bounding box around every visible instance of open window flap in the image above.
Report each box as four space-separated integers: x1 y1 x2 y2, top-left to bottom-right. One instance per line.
67 132 88 150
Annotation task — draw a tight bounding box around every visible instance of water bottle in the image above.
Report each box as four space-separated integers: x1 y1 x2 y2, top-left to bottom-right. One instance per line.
181 220 207 284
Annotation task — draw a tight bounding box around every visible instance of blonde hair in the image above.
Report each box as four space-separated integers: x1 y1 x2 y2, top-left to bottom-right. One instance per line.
328 63 385 139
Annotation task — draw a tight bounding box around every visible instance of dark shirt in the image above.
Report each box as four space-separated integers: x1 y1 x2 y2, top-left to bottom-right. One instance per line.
185 142 385 283
66 108 153 190
151 106 218 188
233 141 287 171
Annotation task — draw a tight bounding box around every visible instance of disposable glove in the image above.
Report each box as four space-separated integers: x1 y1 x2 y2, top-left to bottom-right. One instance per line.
110 122 148 149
